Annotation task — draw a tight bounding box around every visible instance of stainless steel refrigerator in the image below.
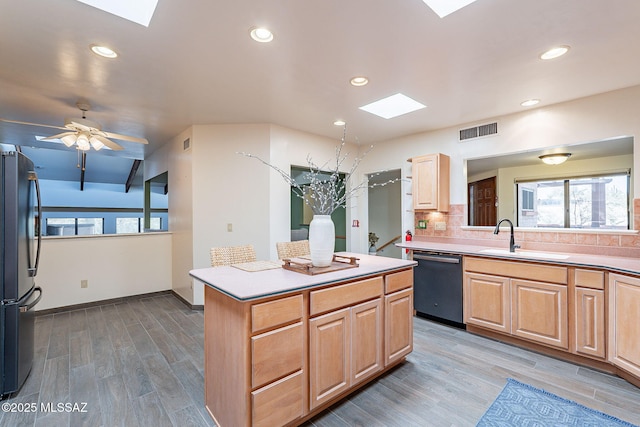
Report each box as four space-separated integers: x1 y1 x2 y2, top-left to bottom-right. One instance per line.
0 151 42 399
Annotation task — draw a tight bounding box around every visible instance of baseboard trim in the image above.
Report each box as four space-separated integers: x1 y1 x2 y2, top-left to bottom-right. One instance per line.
171 290 203 311
35 290 173 316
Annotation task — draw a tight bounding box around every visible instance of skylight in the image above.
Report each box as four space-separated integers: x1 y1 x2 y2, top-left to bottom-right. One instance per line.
422 0 478 18
359 94 426 119
75 0 158 27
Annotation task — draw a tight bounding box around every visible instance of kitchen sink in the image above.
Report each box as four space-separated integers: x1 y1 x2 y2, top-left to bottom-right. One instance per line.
478 248 570 260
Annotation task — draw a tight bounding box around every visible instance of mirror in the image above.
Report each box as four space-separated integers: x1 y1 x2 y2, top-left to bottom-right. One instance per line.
466 136 634 228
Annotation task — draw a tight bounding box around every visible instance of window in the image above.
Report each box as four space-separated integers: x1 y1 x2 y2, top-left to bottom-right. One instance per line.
116 217 162 233
516 172 629 229
46 218 104 235
521 188 534 211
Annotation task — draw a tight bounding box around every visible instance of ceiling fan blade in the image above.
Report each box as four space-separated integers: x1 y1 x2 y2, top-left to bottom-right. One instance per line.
94 135 124 151
102 131 148 144
0 117 68 131
40 132 76 141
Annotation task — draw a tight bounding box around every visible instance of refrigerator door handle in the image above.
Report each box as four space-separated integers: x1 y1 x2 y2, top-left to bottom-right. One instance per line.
19 286 42 313
28 170 42 277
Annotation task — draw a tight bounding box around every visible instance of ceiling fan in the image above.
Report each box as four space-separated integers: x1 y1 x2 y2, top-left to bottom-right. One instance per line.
0 101 148 151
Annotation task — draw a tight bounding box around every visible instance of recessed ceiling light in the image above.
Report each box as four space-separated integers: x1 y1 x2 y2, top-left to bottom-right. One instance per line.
421 0 478 18
250 27 274 43
359 93 426 119
521 99 540 107
75 0 158 27
90 44 118 58
333 120 346 126
540 45 570 60
350 76 369 87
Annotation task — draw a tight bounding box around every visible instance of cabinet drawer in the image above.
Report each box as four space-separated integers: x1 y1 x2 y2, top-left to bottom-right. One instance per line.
574 269 605 290
310 277 383 316
385 269 413 294
465 257 567 285
251 294 303 333
252 370 304 427
251 322 303 388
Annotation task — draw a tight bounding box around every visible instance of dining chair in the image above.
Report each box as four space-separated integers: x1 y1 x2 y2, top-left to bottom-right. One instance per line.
210 244 257 266
276 240 310 260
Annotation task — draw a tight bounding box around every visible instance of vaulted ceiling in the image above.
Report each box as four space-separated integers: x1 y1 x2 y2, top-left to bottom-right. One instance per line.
1 0 640 183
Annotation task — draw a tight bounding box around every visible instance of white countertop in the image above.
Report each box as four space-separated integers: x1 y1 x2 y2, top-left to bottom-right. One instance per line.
397 240 640 276
189 252 417 301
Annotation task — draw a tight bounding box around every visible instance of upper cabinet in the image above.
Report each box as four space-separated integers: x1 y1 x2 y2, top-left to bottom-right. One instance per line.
412 153 450 212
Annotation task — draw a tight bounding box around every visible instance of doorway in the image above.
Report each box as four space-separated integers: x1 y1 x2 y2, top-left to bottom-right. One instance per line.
368 170 402 258
289 167 346 251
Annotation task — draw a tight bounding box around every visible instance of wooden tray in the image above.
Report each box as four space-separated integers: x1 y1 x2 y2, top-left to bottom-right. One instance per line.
282 254 359 275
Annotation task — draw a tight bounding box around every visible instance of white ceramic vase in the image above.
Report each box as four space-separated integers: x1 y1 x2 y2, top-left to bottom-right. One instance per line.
309 215 335 267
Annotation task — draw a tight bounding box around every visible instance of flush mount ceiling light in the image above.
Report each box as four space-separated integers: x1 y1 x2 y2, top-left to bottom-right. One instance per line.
250 27 274 43
521 99 540 107
540 45 570 60
421 0 479 18
333 120 346 126
539 153 571 165
350 76 369 87
76 0 158 27
359 93 426 119
90 44 118 58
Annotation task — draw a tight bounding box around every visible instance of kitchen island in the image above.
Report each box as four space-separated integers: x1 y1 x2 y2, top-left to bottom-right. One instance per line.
190 253 416 427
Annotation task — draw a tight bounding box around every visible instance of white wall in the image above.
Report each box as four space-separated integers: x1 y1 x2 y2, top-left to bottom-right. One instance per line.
359 85 640 229
143 127 195 304
36 233 172 311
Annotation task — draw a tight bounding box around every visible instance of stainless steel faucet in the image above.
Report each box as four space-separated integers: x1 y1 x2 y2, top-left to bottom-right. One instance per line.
494 218 520 252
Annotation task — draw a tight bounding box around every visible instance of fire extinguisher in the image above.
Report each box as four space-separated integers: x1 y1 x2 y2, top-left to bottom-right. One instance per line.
405 230 412 254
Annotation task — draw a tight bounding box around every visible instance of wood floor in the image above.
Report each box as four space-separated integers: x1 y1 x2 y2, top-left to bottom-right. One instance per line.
3 293 639 427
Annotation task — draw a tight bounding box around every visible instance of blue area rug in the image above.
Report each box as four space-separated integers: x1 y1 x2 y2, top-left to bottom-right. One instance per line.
477 378 639 427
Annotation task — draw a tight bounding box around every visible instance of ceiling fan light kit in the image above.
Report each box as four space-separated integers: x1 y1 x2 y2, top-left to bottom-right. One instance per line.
0 100 148 152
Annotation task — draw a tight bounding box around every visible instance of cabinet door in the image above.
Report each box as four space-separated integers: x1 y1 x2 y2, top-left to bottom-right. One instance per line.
309 308 350 410
413 154 439 210
464 272 511 333
511 279 568 350
385 288 413 366
412 154 449 211
351 298 383 386
609 273 640 377
574 287 605 359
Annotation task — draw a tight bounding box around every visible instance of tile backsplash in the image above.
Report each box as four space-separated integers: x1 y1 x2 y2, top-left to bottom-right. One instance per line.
413 201 640 258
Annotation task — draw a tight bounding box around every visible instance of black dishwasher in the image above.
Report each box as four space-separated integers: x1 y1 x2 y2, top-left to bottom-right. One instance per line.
413 251 465 329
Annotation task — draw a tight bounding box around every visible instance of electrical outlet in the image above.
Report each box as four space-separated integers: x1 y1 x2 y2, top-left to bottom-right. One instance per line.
227 223 233 232
81 279 88 288
435 221 447 231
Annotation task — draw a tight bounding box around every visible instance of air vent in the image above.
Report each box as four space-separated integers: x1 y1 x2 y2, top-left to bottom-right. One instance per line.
459 122 498 141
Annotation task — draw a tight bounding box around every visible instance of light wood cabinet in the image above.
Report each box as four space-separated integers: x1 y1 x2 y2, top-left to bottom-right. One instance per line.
385 288 413 365
511 279 568 349
574 269 605 359
309 279 384 410
351 299 384 385
204 266 414 427
463 257 568 350
608 273 640 378
412 153 450 212
309 307 351 409
464 272 511 334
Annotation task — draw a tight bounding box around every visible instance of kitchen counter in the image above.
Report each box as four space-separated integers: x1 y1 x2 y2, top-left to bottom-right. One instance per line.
189 252 417 300
397 240 640 277
195 252 416 426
